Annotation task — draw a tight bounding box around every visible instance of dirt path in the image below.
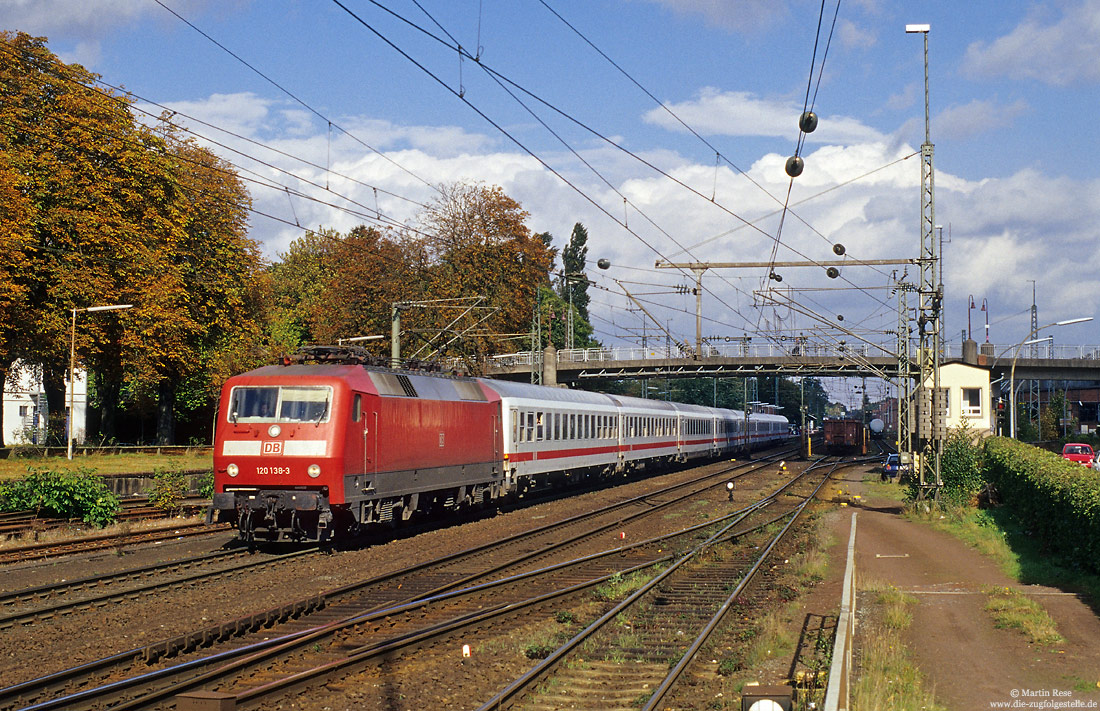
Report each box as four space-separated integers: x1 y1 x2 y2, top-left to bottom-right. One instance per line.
833 465 1100 710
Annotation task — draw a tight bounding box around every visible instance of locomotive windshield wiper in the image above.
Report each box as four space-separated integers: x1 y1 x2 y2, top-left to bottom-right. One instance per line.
313 401 329 423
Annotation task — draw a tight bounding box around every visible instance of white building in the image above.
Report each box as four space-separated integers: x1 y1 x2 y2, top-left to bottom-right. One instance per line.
925 361 994 435
2 363 87 446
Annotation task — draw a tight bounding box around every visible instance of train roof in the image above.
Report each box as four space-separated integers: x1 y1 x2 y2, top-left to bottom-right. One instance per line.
475 379 618 406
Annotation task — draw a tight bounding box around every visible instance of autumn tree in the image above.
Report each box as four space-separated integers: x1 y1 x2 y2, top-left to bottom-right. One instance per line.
0 33 266 445
415 182 555 362
0 148 35 445
0 32 178 443
123 128 264 445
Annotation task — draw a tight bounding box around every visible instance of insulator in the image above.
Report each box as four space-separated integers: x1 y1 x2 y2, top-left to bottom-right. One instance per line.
799 110 818 133
785 155 804 177
837 314 844 321
769 272 783 282
597 258 610 270
826 267 840 279
832 243 845 256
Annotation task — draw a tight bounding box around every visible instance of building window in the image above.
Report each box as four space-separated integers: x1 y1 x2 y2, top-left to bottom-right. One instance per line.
962 388 983 417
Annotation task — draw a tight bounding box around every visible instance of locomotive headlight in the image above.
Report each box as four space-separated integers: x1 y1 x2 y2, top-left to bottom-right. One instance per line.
307 464 321 478
268 424 282 437
227 463 239 478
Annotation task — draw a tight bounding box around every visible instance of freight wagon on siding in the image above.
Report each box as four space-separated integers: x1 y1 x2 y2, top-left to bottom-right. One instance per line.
823 418 867 455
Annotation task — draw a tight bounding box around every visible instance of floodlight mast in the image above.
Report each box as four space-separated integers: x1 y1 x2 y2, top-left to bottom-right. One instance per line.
903 22 944 500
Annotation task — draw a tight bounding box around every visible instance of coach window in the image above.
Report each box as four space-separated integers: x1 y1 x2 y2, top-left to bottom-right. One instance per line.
526 411 535 442
511 410 518 443
353 394 362 422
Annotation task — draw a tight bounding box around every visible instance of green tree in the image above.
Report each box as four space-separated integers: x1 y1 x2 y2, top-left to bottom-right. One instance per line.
558 222 591 320
268 228 341 350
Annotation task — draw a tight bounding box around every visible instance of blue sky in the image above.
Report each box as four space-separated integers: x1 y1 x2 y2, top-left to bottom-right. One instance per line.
4 0 1099 361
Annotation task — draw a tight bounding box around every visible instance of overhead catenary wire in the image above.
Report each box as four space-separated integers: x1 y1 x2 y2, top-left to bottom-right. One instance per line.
151 0 440 198
164 1 894 350
330 0 770 341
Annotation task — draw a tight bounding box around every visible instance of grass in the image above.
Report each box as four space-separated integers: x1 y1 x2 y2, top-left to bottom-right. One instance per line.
593 568 659 602
906 502 1100 604
853 579 945 711
983 586 1065 645
0 451 212 480
716 609 795 677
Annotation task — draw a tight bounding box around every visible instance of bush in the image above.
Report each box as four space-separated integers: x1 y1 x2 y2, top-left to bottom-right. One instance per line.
939 422 985 505
0 468 120 527
196 471 215 499
983 437 1100 573
146 468 188 514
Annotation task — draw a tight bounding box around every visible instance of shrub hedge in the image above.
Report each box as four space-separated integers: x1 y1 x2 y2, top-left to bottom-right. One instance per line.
0 468 120 527
983 437 1100 573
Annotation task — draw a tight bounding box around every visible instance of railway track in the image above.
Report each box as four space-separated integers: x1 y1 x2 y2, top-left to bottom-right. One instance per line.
0 449 807 711
0 547 321 629
0 496 210 538
481 458 839 711
0 520 233 565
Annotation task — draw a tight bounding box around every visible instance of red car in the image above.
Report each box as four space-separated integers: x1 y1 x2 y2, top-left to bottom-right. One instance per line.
1061 443 1095 467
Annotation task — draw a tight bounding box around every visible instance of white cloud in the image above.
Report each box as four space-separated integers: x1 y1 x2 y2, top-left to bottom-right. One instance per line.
156 92 276 138
934 99 1028 140
0 0 223 37
152 91 1100 346
838 19 876 50
637 0 788 33
962 0 1100 86
643 88 888 145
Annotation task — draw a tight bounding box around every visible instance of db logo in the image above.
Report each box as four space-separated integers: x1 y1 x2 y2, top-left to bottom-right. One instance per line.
262 441 283 455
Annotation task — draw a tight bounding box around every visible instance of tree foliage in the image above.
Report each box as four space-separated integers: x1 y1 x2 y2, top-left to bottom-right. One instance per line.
0 33 267 444
558 222 590 322
270 182 558 368
0 468 120 527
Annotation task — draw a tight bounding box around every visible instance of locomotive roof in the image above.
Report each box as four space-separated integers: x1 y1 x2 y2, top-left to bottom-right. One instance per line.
230 364 494 403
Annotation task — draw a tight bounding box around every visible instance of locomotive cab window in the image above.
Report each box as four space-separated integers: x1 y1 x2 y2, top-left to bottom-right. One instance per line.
229 385 332 423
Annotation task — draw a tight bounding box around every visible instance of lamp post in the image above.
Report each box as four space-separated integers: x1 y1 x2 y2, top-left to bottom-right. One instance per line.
1009 317 1091 439
69 304 132 460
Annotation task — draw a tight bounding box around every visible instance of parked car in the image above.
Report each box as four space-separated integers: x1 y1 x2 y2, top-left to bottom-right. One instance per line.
1061 443 1095 468
882 452 908 481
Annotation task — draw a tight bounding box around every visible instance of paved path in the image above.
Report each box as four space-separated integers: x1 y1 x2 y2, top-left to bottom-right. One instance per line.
828 464 1100 710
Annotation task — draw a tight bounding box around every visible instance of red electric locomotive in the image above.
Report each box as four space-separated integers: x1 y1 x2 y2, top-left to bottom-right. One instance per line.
210 348 503 541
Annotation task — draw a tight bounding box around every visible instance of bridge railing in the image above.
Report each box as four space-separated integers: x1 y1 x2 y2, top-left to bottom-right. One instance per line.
487 341 877 368
483 342 1100 370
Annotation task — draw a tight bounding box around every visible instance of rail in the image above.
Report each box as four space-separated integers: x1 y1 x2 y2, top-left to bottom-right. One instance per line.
824 511 858 711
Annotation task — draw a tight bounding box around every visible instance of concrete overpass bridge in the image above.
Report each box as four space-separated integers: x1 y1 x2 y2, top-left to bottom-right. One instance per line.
478 341 1100 386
